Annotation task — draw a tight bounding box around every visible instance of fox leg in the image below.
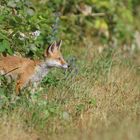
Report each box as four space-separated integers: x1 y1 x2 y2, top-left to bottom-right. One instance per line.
16 73 30 95
16 81 21 95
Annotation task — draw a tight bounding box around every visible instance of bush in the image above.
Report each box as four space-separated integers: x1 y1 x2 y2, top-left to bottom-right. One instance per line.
0 0 139 57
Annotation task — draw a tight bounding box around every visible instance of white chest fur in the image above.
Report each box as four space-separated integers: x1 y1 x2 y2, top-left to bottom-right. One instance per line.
30 63 49 84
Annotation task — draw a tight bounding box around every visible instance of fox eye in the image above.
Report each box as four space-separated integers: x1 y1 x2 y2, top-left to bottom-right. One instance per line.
57 57 61 60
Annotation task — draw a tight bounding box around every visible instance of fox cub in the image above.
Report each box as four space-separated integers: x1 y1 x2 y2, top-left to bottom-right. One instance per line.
0 40 68 95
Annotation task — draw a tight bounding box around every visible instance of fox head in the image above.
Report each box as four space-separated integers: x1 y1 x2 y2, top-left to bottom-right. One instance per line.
44 40 68 69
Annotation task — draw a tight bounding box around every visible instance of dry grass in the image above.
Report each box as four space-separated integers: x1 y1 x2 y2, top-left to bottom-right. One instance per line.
45 66 140 140
0 118 39 140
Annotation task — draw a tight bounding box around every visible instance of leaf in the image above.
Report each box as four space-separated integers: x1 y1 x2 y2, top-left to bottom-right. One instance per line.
0 40 12 54
26 8 35 16
89 98 96 106
76 104 85 112
0 88 5 94
95 19 108 30
7 1 17 8
0 42 6 52
0 15 5 23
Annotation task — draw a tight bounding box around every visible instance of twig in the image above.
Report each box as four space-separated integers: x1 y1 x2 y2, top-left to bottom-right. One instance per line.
91 13 106 17
2 67 20 76
61 13 106 19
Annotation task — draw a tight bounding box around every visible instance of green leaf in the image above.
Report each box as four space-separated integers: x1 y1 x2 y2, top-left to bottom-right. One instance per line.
89 98 96 106
0 40 12 54
0 42 6 52
76 104 85 112
7 1 17 8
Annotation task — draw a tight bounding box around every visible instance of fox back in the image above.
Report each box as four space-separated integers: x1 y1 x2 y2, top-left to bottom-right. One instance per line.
0 40 68 94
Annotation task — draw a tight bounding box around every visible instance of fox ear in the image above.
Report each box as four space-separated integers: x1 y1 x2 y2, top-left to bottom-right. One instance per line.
48 41 57 53
45 41 57 56
56 40 62 49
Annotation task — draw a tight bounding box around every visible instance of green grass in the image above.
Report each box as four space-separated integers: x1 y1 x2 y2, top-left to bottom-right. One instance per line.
0 41 140 140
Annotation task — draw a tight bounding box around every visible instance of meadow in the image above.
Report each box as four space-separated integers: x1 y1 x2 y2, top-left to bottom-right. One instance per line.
0 0 140 140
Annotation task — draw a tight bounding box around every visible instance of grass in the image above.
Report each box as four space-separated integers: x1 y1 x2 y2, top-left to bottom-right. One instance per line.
0 40 140 140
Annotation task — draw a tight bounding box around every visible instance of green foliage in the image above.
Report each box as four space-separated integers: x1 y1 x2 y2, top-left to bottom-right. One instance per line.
0 0 139 57
0 0 58 57
44 0 138 45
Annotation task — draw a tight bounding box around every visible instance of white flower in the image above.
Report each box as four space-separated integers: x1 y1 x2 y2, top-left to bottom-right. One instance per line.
30 30 41 40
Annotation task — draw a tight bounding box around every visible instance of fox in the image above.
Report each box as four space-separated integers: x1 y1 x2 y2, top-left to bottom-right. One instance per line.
0 40 68 95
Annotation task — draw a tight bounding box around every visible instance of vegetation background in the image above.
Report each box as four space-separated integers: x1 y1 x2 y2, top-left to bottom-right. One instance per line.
0 0 140 140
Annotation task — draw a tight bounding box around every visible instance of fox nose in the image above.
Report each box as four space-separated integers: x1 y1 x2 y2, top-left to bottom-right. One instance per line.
62 64 68 69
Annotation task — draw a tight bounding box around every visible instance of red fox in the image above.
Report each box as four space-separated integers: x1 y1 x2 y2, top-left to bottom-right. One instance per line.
0 40 68 95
